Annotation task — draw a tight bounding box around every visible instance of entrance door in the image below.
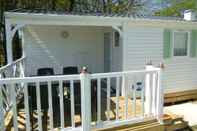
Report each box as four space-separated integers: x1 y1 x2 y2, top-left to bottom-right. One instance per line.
104 33 112 72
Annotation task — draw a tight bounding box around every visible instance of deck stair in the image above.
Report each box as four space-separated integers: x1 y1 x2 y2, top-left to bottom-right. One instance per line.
97 120 164 131
165 89 197 104
100 113 190 131
163 113 189 131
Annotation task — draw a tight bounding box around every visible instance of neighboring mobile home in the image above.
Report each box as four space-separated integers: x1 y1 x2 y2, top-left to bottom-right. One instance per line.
4 10 197 94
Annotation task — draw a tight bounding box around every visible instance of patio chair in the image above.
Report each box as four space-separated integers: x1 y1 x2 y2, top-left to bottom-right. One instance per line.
37 67 54 76
63 66 78 75
62 66 97 116
28 67 59 129
62 67 81 111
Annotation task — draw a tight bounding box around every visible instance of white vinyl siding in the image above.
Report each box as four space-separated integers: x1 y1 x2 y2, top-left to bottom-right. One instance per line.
163 58 197 93
123 25 197 93
123 27 163 70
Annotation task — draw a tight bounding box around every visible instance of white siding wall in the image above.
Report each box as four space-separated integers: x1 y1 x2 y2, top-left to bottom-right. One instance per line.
163 58 197 93
123 25 197 93
23 25 104 76
123 27 163 70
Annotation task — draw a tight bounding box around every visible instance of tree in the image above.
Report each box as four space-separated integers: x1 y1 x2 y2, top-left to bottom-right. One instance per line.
0 0 144 66
155 0 197 17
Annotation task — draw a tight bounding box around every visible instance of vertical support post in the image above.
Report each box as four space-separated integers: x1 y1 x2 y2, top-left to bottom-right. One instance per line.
156 63 164 123
80 67 91 131
145 64 154 116
5 19 13 64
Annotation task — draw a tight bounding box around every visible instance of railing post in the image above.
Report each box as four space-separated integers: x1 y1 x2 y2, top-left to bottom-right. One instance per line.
145 63 154 116
80 67 91 131
156 63 164 123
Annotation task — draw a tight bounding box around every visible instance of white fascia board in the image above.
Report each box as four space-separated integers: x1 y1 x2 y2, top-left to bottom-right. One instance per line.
4 12 197 29
127 18 197 30
4 12 124 26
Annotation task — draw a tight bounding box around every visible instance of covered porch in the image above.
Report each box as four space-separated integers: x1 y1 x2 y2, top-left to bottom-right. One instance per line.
0 11 163 131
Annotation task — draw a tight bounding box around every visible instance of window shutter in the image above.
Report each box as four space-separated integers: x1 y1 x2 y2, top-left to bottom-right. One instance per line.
190 30 197 57
163 29 172 59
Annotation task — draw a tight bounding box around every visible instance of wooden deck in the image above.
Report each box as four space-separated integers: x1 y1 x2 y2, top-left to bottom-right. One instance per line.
5 96 144 131
5 97 194 131
5 95 194 131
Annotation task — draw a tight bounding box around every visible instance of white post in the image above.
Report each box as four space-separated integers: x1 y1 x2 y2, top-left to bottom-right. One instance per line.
145 64 154 116
156 63 164 123
80 67 91 131
5 19 13 64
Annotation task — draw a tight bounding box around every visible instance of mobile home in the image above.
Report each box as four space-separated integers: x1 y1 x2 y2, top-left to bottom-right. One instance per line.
1 10 197 130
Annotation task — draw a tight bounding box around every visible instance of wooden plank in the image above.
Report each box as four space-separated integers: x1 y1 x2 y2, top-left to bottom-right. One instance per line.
164 89 197 104
165 89 197 98
97 120 164 131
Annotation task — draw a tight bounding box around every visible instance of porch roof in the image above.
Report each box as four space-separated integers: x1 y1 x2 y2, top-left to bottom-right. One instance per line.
4 9 197 29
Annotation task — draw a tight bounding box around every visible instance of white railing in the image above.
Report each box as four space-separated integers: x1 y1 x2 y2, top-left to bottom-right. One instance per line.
0 56 25 115
0 65 163 131
89 65 163 130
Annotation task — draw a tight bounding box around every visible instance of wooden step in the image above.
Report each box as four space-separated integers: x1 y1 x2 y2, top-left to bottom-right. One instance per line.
98 120 164 131
163 112 189 131
165 89 197 104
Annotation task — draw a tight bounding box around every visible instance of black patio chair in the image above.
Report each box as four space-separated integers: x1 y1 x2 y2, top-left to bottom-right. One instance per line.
62 66 80 108
63 66 78 75
28 67 59 129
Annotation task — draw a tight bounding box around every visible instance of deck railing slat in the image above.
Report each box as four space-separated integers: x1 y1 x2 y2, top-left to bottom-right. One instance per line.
124 75 128 119
70 80 75 128
149 73 153 116
36 82 43 131
141 80 145 116
0 84 5 131
132 79 136 117
97 78 101 123
115 77 120 120
24 83 31 131
48 81 54 130
10 83 18 131
107 77 110 121
59 81 65 129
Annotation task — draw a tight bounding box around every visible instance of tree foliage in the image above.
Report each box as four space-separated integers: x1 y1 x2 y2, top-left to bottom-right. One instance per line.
0 0 144 66
155 0 197 17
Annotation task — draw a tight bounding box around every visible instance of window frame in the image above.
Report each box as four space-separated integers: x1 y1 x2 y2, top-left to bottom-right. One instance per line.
113 31 120 47
172 30 190 57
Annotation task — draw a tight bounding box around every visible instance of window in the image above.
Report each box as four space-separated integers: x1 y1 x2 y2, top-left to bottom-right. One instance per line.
114 31 120 47
173 31 189 56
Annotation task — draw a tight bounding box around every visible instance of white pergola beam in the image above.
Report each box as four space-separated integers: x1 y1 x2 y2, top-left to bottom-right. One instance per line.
112 25 123 37
5 19 13 64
